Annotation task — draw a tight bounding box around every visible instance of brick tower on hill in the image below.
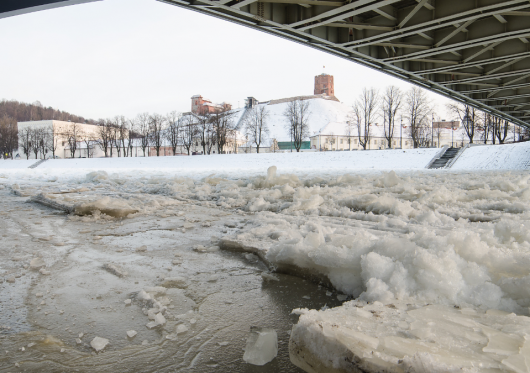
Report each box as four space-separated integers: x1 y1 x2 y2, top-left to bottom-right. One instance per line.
314 73 334 97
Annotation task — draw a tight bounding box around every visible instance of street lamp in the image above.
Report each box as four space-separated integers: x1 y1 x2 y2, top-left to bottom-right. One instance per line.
431 113 434 147
400 116 403 149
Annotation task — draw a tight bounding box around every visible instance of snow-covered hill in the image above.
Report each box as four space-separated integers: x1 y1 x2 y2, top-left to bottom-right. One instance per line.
233 97 353 142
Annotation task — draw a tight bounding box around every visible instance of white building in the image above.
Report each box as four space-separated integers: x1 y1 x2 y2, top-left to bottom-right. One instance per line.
16 120 142 159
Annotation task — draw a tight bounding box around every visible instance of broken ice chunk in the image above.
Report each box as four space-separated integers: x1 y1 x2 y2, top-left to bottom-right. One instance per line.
243 327 278 366
176 324 188 334
155 313 166 326
39 268 51 275
161 276 188 288
482 326 523 356
127 330 137 338
146 313 166 329
124 299 132 306
136 290 152 301
103 263 128 277
90 337 109 352
261 272 280 282
194 245 219 253
207 275 219 282
74 197 138 218
147 308 159 320
136 246 147 252
30 257 46 270
245 253 259 263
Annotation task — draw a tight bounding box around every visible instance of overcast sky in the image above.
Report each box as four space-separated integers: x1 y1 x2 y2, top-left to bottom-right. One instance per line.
0 0 452 120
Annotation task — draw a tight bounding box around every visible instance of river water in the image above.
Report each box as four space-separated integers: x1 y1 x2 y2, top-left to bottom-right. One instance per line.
0 188 342 372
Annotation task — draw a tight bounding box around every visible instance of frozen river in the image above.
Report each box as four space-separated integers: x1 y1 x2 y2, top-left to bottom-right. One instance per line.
2 145 530 373
0 187 344 372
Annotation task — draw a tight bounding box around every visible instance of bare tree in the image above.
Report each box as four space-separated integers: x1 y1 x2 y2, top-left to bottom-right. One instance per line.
382 86 402 149
66 122 80 158
19 127 32 159
204 114 216 155
244 106 269 153
405 87 431 148
149 113 165 157
96 119 112 157
110 119 121 157
476 112 493 144
448 103 476 144
182 114 197 155
48 123 60 158
127 118 136 157
352 88 378 150
494 117 509 144
212 109 235 154
30 128 42 159
0 115 18 159
135 113 150 156
38 128 49 159
283 99 310 152
196 112 212 155
80 130 96 158
115 116 128 157
166 111 181 156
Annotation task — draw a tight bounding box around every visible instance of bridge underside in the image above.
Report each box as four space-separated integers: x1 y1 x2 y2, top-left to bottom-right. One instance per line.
158 0 530 128
0 0 100 19
4 0 530 127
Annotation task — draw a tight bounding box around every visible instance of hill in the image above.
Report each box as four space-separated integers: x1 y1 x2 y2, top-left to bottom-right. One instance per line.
0 99 95 124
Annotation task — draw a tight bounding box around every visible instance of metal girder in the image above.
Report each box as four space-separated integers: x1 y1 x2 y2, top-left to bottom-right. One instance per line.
4 0 530 128
0 0 100 19
156 0 530 127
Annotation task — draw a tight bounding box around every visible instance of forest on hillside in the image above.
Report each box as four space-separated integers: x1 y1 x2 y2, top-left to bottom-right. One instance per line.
0 99 95 124
0 100 96 158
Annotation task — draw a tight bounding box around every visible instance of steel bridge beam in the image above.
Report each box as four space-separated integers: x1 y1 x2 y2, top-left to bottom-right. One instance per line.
0 0 100 19
3 0 530 128
157 0 530 128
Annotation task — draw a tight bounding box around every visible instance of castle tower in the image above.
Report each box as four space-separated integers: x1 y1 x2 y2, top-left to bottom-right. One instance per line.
191 95 204 113
314 73 334 96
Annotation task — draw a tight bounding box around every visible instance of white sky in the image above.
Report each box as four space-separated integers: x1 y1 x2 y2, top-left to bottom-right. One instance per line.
0 0 453 120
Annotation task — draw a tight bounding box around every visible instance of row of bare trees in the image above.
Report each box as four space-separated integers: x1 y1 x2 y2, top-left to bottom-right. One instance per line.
446 104 528 145
12 107 242 160
350 86 528 150
351 86 433 150
133 108 238 157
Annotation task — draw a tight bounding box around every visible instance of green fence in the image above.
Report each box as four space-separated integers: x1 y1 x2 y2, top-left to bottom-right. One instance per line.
277 141 311 150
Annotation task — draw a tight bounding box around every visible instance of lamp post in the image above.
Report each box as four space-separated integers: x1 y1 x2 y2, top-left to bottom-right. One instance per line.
400 116 403 149
452 122 454 148
431 113 434 147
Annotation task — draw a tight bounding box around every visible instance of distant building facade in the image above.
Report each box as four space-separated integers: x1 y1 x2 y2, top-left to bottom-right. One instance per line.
16 120 143 159
314 73 335 97
191 95 232 114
